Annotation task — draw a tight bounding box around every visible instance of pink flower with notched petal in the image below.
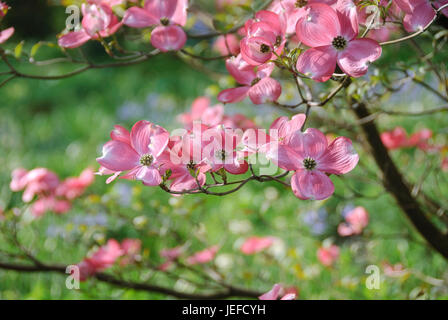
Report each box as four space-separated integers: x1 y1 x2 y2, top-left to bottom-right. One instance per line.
178 96 225 129
395 0 447 32
186 245 219 265
201 126 249 175
123 0 188 52
218 55 282 105
259 283 296 300
97 120 170 186
240 10 286 66
338 206 369 236
0 27 14 44
58 3 122 48
240 236 275 255
317 244 340 266
296 3 382 82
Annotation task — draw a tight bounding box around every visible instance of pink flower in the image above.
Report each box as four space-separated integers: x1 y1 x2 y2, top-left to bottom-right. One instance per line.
240 236 275 255
56 168 95 200
259 283 296 300
395 0 448 32
58 3 122 48
178 97 225 129
123 0 188 52
186 245 219 265
222 113 258 131
381 127 434 151
31 196 71 218
97 120 170 186
159 245 185 270
337 206 369 236
0 1 9 18
213 34 240 56
295 3 382 81
317 244 340 267
218 55 282 105
0 27 14 44
10 168 60 203
382 261 409 278
201 126 249 175
164 126 211 192
120 238 142 265
266 122 358 200
240 10 286 66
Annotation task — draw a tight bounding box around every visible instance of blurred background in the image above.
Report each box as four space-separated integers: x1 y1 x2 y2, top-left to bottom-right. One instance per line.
0 0 447 299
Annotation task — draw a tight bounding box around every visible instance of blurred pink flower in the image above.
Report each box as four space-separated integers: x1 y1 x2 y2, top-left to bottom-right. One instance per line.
214 34 240 56
56 168 95 200
317 244 340 267
259 283 296 300
338 206 369 236
186 245 219 265
0 27 13 44
240 236 275 255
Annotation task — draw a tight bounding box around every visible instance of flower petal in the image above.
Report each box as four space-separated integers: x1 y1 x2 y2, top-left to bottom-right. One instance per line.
0 27 14 44
289 128 328 159
218 86 250 104
317 137 359 175
291 170 335 200
58 30 91 49
248 77 282 104
295 3 340 47
403 3 435 33
296 46 337 82
150 25 187 52
123 7 158 28
337 38 382 78
97 141 140 171
144 0 178 21
135 166 162 186
110 125 131 144
265 143 302 171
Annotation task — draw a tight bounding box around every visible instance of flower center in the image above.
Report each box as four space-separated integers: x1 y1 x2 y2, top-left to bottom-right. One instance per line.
303 157 317 170
295 0 308 8
251 77 261 86
332 36 347 50
274 35 282 47
186 160 196 170
140 154 154 166
160 18 170 26
260 43 271 53
216 149 227 161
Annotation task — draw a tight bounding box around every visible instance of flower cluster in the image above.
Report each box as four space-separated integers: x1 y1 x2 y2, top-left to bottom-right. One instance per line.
97 97 359 201
10 168 94 217
0 1 13 44
337 206 369 237
76 238 141 281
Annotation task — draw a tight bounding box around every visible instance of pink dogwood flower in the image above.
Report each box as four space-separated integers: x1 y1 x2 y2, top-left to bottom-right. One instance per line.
123 0 188 52
395 0 448 32
317 244 340 266
10 168 60 203
240 10 286 66
295 3 382 81
201 126 249 175
214 34 240 56
218 55 282 104
97 120 170 186
259 283 296 300
30 196 71 218
178 96 225 129
186 245 219 265
267 122 359 200
56 168 95 200
58 3 122 48
381 127 434 151
240 236 275 255
337 206 369 236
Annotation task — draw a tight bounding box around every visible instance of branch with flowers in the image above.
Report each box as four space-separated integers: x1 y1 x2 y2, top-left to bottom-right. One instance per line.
1 0 448 299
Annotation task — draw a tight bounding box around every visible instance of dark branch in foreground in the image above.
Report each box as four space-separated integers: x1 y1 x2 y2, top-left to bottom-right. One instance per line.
0 261 261 299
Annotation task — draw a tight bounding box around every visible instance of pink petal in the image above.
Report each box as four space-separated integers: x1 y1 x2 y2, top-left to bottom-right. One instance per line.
337 223 355 236
170 172 206 192
82 3 112 36
191 96 210 118
290 128 328 159
110 125 131 144
240 236 274 255
259 284 281 300
58 30 91 49
144 0 178 21
248 77 282 104
337 38 382 78
265 143 302 171
281 293 296 300
0 27 14 44
97 141 140 171
135 166 162 186
223 159 249 175
291 170 335 200
403 3 435 33
240 36 274 66
225 54 256 85
218 86 250 103
171 0 188 26
123 6 158 28
131 120 169 157
150 25 187 52
296 46 337 82
295 3 340 47
335 0 358 39
317 137 359 175
270 114 306 143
